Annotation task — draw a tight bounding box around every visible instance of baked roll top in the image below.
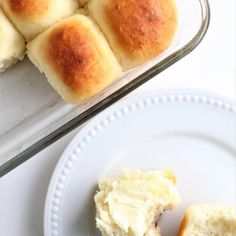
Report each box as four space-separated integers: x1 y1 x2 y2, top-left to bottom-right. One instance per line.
27 14 122 104
88 0 178 69
1 0 79 41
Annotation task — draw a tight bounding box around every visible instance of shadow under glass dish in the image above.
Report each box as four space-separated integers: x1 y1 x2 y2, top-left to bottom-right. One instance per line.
0 0 210 177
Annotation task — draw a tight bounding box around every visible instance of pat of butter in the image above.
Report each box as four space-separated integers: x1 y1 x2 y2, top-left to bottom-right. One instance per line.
95 169 181 236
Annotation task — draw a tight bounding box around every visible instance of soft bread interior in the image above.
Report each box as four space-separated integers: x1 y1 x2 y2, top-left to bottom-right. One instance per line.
0 7 25 72
179 204 236 236
95 169 181 236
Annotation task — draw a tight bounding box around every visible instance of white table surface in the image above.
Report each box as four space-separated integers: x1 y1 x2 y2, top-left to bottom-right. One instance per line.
0 0 235 235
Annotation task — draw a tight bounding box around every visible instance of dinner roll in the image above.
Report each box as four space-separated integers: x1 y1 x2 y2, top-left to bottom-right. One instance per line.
179 204 236 236
0 7 25 72
88 0 178 69
27 14 122 104
95 169 181 236
1 0 79 41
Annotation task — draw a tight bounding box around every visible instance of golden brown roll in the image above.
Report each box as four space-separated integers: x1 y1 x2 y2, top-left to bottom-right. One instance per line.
1 0 79 41
0 6 25 72
27 14 122 104
88 0 178 69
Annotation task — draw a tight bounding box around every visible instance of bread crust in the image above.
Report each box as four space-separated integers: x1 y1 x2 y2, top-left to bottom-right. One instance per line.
88 0 178 69
105 0 176 56
1 0 79 40
27 15 122 104
46 23 97 93
6 0 49 19
178 210 190 236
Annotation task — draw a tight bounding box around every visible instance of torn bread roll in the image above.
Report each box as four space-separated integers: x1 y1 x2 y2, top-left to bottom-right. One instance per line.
95 169 181 236
88 0 178 70
0 6 25 72
1 0 79 41
179 204 236 236
27 14 122 104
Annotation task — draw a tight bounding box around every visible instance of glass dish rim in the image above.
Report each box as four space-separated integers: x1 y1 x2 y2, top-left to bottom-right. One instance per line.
0 0 211 177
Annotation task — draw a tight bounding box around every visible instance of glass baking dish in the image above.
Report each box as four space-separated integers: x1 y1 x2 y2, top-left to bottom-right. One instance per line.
0 0 210 177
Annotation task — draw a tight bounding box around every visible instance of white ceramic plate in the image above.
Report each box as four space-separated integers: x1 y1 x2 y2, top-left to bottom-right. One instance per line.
44 90 236 236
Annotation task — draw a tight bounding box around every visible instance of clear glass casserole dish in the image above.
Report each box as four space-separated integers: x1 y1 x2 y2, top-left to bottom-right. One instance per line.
0 0 210 177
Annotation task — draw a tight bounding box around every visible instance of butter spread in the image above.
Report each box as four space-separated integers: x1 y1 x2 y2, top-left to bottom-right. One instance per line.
95 169 181 236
